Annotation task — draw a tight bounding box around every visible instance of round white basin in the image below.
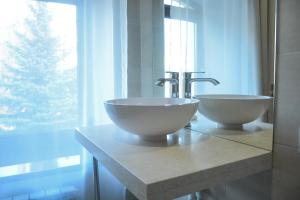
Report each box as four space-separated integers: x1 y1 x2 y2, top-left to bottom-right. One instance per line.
193 94 273 129
104 98 199 140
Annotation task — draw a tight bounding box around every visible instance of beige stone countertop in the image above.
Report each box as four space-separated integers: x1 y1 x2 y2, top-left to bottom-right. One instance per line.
75 125 272 200
189 115 273 151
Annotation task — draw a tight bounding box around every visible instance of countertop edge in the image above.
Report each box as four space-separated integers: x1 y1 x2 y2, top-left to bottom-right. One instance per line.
146 152 272 200
75 129 148 200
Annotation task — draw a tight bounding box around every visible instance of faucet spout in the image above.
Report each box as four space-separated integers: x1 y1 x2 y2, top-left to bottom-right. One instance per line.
189 78 220 86
184 72 220 98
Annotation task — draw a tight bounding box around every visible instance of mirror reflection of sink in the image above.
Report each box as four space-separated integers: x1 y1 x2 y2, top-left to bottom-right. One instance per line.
104 98 199 141
193 94 273 130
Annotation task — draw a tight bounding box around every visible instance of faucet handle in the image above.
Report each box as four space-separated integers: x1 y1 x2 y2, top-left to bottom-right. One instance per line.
165 71 179 79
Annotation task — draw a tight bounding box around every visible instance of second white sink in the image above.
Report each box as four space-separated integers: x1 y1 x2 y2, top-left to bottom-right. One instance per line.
193 94 273 129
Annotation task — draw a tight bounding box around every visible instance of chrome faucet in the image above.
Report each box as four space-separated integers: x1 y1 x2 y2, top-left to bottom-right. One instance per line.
184 72 220 98
155 71 179 98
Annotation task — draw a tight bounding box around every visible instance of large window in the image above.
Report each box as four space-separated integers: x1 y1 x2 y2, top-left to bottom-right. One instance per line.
163 0 263 96
164 0 198 97
0 0 81 199
164 0 197 73
0 0 77 134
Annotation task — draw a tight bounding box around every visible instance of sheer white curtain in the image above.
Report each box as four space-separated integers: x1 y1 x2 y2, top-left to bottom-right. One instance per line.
165 0 263 96
77 0 127 199
77 0 127 127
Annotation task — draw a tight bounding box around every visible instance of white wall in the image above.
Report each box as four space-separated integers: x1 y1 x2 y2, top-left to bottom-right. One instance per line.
272 0 300 199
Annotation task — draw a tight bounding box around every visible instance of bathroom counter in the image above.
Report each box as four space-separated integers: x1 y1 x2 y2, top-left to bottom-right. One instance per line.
189 116 273 150
75 124 272 200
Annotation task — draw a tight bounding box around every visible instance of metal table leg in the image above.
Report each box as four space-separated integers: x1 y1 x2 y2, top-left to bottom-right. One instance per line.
188 192 201 200
93 157 100 200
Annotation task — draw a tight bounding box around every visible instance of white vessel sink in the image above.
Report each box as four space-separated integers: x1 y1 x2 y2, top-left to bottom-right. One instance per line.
104 98 199 140
193 94 273 129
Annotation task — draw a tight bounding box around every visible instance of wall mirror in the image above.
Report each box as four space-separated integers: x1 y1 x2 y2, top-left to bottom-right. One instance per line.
127 0 276 150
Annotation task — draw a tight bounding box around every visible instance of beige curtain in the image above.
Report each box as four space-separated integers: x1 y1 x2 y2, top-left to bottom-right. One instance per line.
259 0 276 122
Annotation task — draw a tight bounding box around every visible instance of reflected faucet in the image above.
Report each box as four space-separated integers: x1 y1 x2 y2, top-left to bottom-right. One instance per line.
155 72 179 98
184 72 220 98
